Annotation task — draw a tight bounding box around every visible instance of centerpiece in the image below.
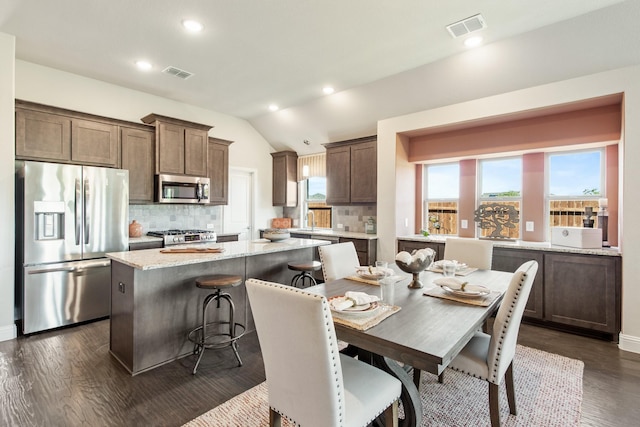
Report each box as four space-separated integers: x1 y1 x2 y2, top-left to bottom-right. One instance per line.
395 247 436 289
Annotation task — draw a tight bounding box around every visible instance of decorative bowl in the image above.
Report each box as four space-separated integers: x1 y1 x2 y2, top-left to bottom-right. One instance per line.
263 228 291 242
395 248 435 289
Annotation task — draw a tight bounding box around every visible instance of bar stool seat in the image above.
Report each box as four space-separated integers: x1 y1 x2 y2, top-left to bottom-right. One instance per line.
288 260 322 288
188 274 246 374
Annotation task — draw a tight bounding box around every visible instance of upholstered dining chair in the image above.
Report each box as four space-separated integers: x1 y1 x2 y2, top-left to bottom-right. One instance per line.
246 278 401 427
443 237 494 269
445 260 538 427
318 242 361 282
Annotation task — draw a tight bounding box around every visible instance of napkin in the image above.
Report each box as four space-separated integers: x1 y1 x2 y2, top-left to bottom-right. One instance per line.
345 291 380 305
355 267 394 276
331 298 357 311
433 277 467 291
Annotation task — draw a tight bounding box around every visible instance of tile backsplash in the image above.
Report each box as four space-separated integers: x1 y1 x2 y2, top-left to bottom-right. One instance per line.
332 205 377 233
283 204 377 233
128 205 223 233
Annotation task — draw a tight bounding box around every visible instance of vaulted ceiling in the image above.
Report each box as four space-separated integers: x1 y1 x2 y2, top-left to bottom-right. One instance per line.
1 0 638 155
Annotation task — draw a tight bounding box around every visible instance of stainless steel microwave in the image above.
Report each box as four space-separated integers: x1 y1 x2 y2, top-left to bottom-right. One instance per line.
156 174 210 204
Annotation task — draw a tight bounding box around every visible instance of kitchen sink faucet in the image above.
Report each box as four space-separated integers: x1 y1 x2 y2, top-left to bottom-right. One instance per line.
306 210 315 231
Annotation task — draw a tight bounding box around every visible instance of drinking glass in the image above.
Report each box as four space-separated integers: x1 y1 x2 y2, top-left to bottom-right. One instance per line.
379 276 395 306
375 261 388 270
442 261 456 277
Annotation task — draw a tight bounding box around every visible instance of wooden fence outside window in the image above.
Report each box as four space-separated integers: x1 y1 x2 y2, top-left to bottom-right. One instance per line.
426 200 601 238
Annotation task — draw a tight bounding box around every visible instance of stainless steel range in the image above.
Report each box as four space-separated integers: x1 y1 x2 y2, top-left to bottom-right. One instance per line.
147 229 217 246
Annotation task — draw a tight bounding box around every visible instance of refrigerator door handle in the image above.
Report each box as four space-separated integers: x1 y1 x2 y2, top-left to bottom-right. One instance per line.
27 260 111 275
75 178 82 245
84 178 90 244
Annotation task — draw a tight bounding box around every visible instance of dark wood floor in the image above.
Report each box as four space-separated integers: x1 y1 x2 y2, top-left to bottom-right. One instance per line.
1 319 639 426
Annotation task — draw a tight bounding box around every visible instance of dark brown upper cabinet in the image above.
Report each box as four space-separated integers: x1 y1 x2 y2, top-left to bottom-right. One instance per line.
271 151 298 207
207 137 233 205
16 101 119 168
121 126 155 203
324 135 377 205
141 113 212 177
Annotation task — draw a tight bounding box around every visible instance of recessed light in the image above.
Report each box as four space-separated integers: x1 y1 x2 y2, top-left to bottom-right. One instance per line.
268 104 279 112
135 60 152 71
182 19 204 33
464 36 483 48
323 86 335 95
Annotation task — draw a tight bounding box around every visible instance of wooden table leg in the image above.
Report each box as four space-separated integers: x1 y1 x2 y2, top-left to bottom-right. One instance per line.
370 353 423 427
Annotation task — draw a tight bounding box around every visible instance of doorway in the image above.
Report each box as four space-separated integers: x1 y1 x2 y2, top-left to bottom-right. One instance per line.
223 168 255 241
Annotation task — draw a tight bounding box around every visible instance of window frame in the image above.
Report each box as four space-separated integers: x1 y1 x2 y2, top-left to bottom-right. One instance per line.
545 147 605 201
545 147 606 236
423 162 460 236
477 156 523 239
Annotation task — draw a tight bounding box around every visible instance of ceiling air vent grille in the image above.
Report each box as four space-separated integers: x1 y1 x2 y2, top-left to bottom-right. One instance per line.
446 14 486 38
162 66 194 80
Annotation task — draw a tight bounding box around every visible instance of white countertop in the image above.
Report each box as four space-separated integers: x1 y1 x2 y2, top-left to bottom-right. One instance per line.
109 238 331 270
398 234 621 257
272 228 378 240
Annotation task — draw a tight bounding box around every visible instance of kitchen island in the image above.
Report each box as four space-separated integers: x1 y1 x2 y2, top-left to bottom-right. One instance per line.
106 238 330 375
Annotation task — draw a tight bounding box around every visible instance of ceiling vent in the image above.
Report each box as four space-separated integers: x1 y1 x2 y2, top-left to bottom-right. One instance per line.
162 66 194 80
446 14 487 38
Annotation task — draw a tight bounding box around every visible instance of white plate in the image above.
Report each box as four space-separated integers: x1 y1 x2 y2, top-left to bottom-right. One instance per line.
440 284 490 298
329 296 380 316
432 260 468 271
355 267 392 280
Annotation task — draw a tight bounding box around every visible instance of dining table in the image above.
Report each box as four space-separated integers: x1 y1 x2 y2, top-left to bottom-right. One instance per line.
308 267 514 427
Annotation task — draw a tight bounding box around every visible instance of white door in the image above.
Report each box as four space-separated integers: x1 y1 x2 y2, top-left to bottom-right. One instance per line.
224 168 254 241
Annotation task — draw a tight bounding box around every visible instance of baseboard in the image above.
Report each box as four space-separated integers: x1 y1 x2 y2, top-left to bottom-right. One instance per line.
619 333 640 354
0 323 17 342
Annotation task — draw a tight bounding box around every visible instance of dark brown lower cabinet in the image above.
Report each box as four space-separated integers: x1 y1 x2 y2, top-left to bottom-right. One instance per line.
491 248 544 320
339 237 377 266
396 239 621 340
544 253 620 335
128 240 163 251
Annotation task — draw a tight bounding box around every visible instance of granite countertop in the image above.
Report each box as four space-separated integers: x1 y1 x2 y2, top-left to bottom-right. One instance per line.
108 238 331 270
398 234 621 257
266 228 377 240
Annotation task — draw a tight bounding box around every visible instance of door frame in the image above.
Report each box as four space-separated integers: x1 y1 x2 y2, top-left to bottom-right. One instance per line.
223 167 257 240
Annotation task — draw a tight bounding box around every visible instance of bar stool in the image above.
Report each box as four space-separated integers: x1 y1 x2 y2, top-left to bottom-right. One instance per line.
188 274 246 375
288 260 322 288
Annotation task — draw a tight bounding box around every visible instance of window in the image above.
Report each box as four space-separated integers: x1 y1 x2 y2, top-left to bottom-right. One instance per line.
478 157 522 239
547 149 604 231
304 177 332 228
306 177 327 201
424 163 459 235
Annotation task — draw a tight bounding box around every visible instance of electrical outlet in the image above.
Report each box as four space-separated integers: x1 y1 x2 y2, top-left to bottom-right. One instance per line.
461 220 468 229
206 223 215 230
337 223 344 229
526 221 534 232
405 218 409 227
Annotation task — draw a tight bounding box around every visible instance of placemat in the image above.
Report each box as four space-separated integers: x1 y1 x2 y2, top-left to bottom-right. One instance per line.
345 275 405 286
423 286 502 307
427 266 478 276
332 305 401 331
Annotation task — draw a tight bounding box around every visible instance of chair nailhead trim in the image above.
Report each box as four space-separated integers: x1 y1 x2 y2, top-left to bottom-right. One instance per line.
255 278 370 424
489 270 527 382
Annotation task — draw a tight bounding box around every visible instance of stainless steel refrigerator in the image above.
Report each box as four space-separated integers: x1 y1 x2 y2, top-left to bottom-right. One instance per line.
16 161 129 334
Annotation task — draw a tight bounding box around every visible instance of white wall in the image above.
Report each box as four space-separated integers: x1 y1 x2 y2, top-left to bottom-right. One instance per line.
15 60 280 233
0 33 15 341
378 64 640 353
0 54 282 342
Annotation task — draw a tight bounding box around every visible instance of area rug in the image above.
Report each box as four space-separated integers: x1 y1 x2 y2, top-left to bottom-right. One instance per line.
184 345 583 427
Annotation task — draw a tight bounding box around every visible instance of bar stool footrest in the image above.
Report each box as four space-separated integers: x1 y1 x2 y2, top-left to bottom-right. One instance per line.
188 322 246 349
